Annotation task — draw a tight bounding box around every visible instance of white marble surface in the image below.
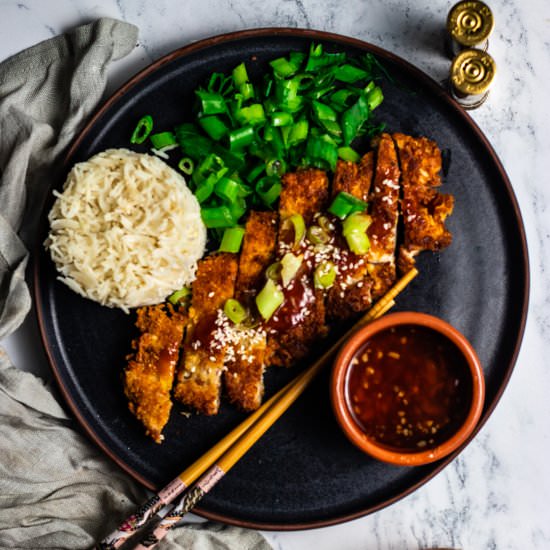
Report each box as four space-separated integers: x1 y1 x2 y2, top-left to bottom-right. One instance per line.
2 0 550 548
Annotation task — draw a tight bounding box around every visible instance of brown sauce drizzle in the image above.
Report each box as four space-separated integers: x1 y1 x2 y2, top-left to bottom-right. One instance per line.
266 267 315 332
345 325 472 450
189 313 218 350
157 344 179 379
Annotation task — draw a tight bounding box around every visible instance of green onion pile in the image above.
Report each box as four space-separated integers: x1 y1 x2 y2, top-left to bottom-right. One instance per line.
131 43 387 248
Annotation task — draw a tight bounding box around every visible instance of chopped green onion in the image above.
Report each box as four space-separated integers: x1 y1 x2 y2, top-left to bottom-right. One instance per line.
269 52 305 77
246 163 265 183
155 45 388 247
265 261 282 282
228 125 255 150
199 116 229 141
233 63 255 100
314 261 337 289
224 298 247 324
196 90 226 115
168 286 191 305
305 135 338 171
337 146 361 162
305 44 346 72
312 101 338 122
235 103 266 126
195 177 216 203
341 93 370 146
256 175 282 206
201 205 235 228
342 211 372 235
332 64 368 83
232 62 249 87
330 89 357 111
307 225 331 244
150 131 176 149
214 176 241 203
344 230 371 255
288 118 309 146
328 191 368 219
256 279 284 320
282 213 306 249
178 157 194 175
219 226 245 253
266 158 287 177
342 212 372 254
193 154 227 185
130 115 153 144
227 197 247 222
280 253 303 287
271 111 294 127
367 86 384 111
175 123 213 159
317 215 335 233
275 77 303 113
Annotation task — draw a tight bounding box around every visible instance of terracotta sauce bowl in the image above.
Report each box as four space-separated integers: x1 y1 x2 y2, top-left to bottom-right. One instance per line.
331 312 485 466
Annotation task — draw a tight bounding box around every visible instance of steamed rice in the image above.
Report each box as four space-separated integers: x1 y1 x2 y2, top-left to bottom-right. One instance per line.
45 148 206 312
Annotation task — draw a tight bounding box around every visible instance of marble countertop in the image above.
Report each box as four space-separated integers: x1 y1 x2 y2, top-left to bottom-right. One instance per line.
2 1 550 548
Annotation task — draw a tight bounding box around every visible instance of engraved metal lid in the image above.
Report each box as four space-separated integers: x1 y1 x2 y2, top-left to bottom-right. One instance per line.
450 49 496 96
447 0 494 47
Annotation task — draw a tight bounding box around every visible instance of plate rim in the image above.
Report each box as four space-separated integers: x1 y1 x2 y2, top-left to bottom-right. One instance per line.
33 27 530 531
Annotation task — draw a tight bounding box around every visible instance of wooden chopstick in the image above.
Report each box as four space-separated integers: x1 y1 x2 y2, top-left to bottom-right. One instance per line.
96 373 299 549
123 267 417 549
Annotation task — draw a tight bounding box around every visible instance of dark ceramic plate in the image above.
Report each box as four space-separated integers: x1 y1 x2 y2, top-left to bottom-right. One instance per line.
34 29 529 530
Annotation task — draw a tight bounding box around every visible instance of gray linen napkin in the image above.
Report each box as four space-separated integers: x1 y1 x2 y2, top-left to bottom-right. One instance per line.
0 19 270 550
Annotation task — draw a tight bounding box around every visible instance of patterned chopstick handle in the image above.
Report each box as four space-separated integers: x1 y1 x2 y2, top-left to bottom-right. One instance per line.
132 465 226 550
95 476 187 549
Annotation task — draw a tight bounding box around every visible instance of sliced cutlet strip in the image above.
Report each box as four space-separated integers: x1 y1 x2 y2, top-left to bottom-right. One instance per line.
234 211 278 299
124 304 186 443
366 133 400 299
173 253 238 415
393 132 454 273
267 168 330 367
326 154 375 320
224 211 277 411
279 168 330 225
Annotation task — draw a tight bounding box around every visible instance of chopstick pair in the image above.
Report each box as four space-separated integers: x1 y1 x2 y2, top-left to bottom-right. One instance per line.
96 268 418 550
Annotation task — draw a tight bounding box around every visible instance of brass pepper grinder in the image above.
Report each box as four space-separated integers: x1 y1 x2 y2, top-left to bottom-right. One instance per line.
446 1 496 109
449 49 496 109
446 0 494 56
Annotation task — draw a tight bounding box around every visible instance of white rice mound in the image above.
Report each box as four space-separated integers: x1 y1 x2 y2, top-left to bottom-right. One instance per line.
45 148 206 312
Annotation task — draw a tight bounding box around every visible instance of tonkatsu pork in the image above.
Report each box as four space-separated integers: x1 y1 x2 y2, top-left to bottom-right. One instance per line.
267 168 330 367
124 304 186 443
173 253 238 415
367 133 400 298
224 211 278 411
326 154 375 320
393 133 454 273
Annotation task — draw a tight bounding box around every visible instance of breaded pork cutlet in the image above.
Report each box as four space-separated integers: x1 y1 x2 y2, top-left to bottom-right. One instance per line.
124 304 186 443
393 133 454 273
278 168 330 225
366 133 400 299
173 253 238 415
224 211 278 411
267 168 330 367
326 154 375 320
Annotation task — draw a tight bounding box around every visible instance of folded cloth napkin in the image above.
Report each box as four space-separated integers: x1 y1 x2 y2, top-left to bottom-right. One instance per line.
0 19 271 550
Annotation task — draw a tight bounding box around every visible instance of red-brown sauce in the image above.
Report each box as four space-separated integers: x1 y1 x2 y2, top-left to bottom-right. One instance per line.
345 324 472 450
189 313 218 350
266 270 315 332
157 344 179 379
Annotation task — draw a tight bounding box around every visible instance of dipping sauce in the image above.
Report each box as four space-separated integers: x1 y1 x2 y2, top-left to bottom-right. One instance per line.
345 324 473 451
